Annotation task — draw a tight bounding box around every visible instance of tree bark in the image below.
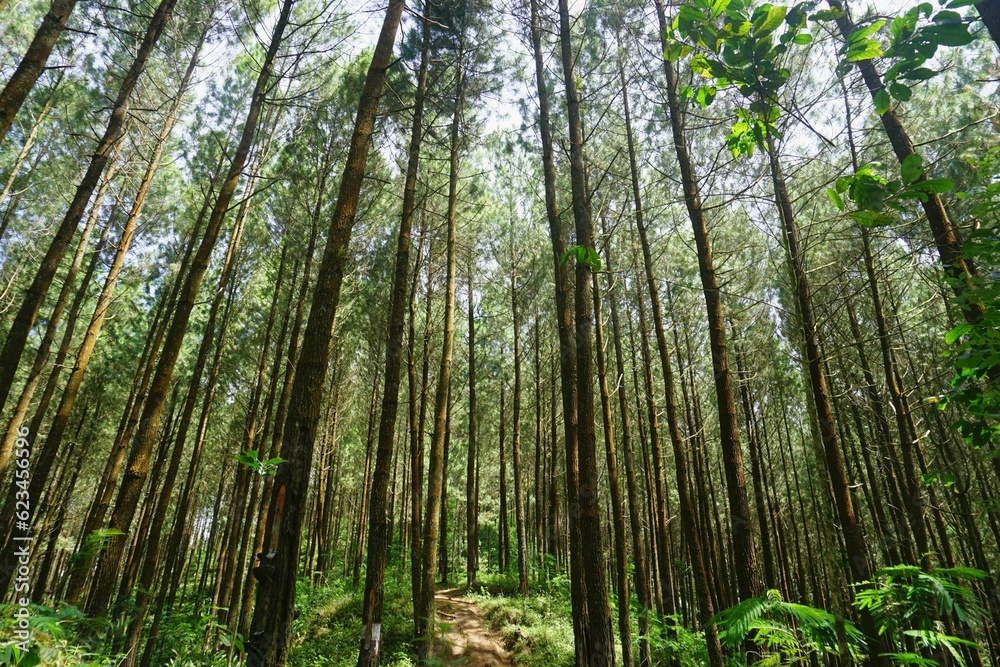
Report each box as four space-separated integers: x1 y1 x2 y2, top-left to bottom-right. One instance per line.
355 5 430 663
84 0 292 618
0 0 178 415
555 0 614 660
0 0 76 148
828 0 983 325
416 33 464 657
245 1 404 663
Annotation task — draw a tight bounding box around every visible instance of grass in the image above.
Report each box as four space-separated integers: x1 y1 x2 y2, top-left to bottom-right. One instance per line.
468 570 710 667
289 571 416 667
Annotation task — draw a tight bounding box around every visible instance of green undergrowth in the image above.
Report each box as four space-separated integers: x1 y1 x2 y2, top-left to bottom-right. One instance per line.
0 602 118 666
289 571 416 667
468 571 576 667
469 571 709 667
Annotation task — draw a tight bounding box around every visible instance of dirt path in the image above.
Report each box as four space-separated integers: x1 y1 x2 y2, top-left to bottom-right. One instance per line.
432 588 512 666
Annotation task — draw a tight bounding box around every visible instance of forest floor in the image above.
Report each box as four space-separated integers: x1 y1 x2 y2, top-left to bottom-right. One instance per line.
433 588 512 666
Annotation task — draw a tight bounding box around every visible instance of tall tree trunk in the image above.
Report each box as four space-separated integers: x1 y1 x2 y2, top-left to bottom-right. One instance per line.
555 0 614 660
466 266 479 589
356 5 429 659
0 0 178 414
408 210 429 625
245 2 404 663
527 0 587 659
139 279 238 667
141 251 280 666
592 260 633 667
416 34 464 657
352 366 381 587
511 268 529 597
827 0 983 325
533 316 542 566
499 384 509 573
766 134 889 666
653 0 761 610
439 393 451 584
606 248 653 667
0 0 76 148
84 0 292 618
733 339 776 588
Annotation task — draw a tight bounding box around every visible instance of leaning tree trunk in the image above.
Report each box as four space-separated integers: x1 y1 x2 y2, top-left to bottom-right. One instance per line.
62 167 214 605
766 134 890 667
245 2 405 664
827 0 983 325
83 0 293 618
0 0 77 148
356 2 430 663
0 0 178 416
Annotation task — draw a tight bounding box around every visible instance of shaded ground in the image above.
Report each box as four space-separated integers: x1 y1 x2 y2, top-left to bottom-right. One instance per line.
433 588 512 667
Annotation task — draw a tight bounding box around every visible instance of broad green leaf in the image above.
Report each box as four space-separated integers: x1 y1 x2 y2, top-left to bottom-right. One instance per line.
933 9 963 23
945 323 973 344
792 32 813 44
696 85 717 107
709 0 730 19
678 4 710 26
926 22 975 46
847 19 886 44
874 88 891 115
755 4 787 34
912 177 955 194
903 66 937 80
846 40 883 61
901 152 924 185
691 53 714 78
888 81 912 101
827 187 845 210
665 40 685 61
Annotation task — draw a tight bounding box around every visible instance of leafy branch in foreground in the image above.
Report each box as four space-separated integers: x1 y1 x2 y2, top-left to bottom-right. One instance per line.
711 588 865 663
855 565 986 666
234 449 286 477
